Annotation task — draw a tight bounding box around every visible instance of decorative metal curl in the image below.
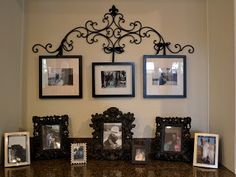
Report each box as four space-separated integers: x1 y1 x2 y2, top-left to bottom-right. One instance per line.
32 5 194 62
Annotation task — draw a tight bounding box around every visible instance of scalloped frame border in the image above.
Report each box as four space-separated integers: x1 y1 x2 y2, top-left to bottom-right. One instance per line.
71 143 87 164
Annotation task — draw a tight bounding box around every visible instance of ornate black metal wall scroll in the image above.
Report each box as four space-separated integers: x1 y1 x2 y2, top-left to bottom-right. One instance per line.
153 117 193 162
32 115 70 160
32 5 194 62
89 107 135 160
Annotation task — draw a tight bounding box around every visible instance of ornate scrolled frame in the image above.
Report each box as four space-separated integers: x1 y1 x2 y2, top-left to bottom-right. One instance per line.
32 5 194 62
89 107 135 160
32 115 70 160
154 116 192 162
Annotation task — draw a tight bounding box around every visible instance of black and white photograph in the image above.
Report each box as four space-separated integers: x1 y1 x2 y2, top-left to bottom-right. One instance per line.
101 70 126 88
143 55 186 98
71 143 87 164
152 68 177 85
48 68 73 86
4 132 30 167
193 133 219 168
92 62 135 97
103 123 122 150
39 55 82 98
42 125 61 150
163 126 182 152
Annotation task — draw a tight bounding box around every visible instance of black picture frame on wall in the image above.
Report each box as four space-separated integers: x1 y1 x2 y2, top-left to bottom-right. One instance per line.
92 62 135 97
32 115 70 160
89 107 135 160
143 55 186 98
154 117 192 162
39 55 82 98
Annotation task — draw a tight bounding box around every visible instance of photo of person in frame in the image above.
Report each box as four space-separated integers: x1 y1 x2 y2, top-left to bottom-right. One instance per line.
73 146 84 160
101 70 126 88
8 135 27 163
103 123 122 150
197 136 216 165
163 126 182 152
135 148 146 161
42 125 61 150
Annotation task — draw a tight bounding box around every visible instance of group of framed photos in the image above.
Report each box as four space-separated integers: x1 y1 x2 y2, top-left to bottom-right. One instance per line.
39 55 186 98
3 113 219 169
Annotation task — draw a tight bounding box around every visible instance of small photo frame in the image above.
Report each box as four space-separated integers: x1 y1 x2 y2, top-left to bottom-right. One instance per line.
4 132 30 167
143 55 186 98
39 55 82 98
193 133 219 168
32 115 70 159
92 62 135 97
71 143 87 164
132 145 148 164
103 123 122 150
154 117 192 162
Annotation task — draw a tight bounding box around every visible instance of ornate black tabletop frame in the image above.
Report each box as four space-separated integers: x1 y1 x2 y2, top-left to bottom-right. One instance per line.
32 5 194 62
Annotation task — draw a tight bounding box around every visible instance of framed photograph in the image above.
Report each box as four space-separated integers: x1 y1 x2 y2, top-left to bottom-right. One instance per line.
71 143 87 164
90 107 135 160
154 117 192 162
39 55 82 98
193 133 219 168
4 132 30 167
143 55 186 98
32 115 70 159
103 123 122 150
132 145 148 164
92 62 135 97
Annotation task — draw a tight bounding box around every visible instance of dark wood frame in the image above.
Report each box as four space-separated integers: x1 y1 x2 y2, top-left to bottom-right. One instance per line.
89 107 135 160
132 144 148 164
39 55 82 98
92 62 135 97
32 115 70 160
143 55 186 98
154 117 192 162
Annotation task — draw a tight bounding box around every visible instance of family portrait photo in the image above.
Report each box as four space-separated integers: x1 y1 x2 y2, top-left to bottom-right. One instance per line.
48 68 73 86
193 133 219 168
152 67 177 86
103 123 122 150
135 148 146 161
101 70 126 88
42 125 61 150
163 126 182 152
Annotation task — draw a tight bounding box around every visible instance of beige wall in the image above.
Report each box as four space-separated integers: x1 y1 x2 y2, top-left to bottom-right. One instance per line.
1 0 235 172
23 0 208 138
208 0 235 172
0 0 24 162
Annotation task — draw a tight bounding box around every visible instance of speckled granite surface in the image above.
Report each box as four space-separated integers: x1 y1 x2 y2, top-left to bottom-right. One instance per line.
1 159 235 177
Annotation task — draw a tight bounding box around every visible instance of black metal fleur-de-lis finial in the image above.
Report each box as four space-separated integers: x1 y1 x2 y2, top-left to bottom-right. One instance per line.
109 5 119 17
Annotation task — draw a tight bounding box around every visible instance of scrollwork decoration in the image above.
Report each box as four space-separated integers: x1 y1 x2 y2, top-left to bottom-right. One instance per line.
32 5 194 62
